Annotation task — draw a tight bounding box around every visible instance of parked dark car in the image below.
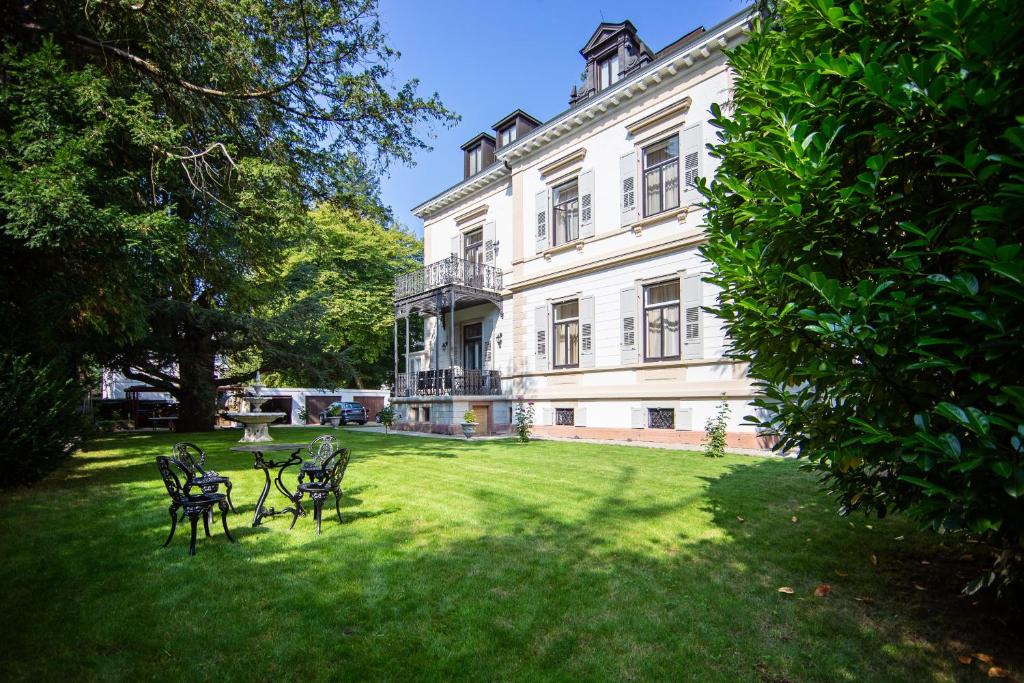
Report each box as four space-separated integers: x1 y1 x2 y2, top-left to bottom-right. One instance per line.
319 401 368 425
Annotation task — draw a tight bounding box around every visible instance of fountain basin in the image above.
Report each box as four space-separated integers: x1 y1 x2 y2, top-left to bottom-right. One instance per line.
225 411 286 443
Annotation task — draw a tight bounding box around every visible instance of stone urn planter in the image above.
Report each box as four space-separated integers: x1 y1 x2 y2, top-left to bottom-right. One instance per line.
326 416 343 428
461 422 478 439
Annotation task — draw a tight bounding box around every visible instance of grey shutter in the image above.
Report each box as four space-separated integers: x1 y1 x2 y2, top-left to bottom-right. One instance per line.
579 169 595 239
482 316 495 368
574 407 587 427
682 124 702 202
620 151 638 226
675 407 693 431
483 220 496 264
534 305 549 370
534 189 549 254
683 273 703 359
542 407 554 426
620 286 639 364
579 295 595 368
630 407 645 429
451 233 460 258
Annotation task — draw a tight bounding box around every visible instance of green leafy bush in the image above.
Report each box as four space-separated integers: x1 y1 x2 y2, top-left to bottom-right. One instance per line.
462 409 478 424
0 354 90 486
704 396 730 459
514 402 535 443
702 0 1024 591
377 405 397 434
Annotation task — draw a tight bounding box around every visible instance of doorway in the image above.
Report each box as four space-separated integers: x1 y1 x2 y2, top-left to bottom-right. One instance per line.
471 403 490 435
463 322 483 370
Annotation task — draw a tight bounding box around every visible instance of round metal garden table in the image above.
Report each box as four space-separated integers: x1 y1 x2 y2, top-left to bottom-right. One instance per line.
229 443 307 527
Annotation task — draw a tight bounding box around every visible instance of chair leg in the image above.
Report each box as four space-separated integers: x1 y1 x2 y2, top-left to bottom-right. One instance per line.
314 497 324 535
334 488 343 523
187 513 200 556
203 508 212 537
289 491 303 530
219 501 236 543
163 506 179 547
225 480 237 513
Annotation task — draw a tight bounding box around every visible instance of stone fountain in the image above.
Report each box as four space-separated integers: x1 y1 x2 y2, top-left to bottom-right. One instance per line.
224 372 285 443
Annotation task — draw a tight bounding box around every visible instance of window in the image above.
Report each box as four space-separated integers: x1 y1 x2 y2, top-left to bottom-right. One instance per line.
552 300 579 369
642 136 680 217
555 408 575 426
468 145 482 175
648 408 675 429
552 179 579 247
422 406 430 422
464 228 483 264
598 53 621 90
499 126 517 147
644 280 681 361
462 322 483 371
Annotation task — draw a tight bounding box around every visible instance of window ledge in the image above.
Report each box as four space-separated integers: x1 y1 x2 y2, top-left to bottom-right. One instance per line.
631 206 691 233
542 240 585 260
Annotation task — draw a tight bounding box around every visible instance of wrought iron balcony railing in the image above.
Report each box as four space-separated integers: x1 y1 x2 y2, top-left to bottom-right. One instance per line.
394 255 503 301
394 369 503 397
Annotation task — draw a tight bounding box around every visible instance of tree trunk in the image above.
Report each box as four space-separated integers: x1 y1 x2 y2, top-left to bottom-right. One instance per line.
173 340 218 432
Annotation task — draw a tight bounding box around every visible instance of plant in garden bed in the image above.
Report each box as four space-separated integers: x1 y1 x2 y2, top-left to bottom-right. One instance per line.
704 395 730 458
702 0 1024 592
377 405 397 435
514 401 535 443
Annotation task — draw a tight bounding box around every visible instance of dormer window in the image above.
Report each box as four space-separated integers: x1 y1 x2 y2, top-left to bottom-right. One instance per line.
468 146 482 175
499 126 517 147
598 53 621 90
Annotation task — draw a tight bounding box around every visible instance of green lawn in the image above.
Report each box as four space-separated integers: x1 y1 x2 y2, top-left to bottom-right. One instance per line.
0 428 1019 681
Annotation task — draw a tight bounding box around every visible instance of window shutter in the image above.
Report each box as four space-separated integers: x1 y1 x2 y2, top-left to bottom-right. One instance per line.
682 124 702 201
534 305 549 370
675 407 693 431
579 295 595 368
451 233 460 257
483 220 496 264
542 407 554 426
534 189 549 254
482 316 495 368
574 407 587 427
620 151 638 227
620 286 638 365
683 273 703 359
578 169 595 239
630 407 645 429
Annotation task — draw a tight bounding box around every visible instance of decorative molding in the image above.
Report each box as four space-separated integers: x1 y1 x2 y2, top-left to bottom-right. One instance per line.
625 96 692 136
454 204 489 226
538 148 587 179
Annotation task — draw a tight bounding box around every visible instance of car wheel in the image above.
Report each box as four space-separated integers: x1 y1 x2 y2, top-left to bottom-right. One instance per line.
358 420 367 425
339 418 347 425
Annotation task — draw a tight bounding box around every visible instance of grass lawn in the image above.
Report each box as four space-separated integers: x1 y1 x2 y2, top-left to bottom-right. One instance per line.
0 428 1020 681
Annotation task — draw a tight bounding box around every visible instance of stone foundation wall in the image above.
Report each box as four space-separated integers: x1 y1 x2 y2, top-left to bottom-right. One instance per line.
531 425 775 450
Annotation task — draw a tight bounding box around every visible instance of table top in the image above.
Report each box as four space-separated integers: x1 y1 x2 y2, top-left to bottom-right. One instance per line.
229 443 306 453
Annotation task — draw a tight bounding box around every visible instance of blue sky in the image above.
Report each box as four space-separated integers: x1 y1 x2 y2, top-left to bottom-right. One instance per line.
376 0 747 235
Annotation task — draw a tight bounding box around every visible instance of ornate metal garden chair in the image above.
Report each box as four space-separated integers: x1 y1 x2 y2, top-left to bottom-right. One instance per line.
156 456 236 556
172 442 236 513
290 447 351 535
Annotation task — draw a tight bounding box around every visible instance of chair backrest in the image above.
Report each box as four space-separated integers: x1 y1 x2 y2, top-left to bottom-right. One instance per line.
322 448 351 489
155 456 189 503
307 435 337 468
172 442 207 476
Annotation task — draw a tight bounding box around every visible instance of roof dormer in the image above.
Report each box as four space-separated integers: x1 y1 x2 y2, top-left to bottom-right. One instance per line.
492 110 541 150
460 133 496 179
570 21 654 107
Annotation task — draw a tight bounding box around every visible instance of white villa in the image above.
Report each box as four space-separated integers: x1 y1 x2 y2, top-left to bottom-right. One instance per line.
392 9 768 448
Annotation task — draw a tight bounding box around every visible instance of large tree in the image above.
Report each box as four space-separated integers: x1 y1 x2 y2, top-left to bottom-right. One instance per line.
702 0 1024 591
1 0 454 431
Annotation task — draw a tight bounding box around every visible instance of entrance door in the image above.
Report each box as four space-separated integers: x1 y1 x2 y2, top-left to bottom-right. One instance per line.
463 322 483 371
471 403 490 435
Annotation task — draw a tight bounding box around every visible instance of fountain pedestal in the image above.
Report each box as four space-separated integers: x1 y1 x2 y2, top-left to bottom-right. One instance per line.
224 385 285 443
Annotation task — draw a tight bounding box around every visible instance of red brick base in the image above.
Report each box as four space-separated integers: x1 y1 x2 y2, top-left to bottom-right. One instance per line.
532 425 775 450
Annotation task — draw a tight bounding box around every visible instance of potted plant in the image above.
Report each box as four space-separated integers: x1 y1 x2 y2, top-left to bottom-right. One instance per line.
461 408 478 439
326 404 342 428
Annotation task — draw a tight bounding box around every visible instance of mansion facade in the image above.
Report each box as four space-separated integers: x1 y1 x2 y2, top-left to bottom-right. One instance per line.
392 8 767 448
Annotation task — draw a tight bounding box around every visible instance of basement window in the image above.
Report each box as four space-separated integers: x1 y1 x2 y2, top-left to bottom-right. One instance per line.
555 408 575 426
647 408 675 429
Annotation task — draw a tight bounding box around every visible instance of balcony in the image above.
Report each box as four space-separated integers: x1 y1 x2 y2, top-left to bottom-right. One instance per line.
394 369 503 398
394 255 503 303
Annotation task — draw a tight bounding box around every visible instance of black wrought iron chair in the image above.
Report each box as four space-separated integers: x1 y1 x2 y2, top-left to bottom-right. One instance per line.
290 447 351 535
172 442 236 513
156 456 236 556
